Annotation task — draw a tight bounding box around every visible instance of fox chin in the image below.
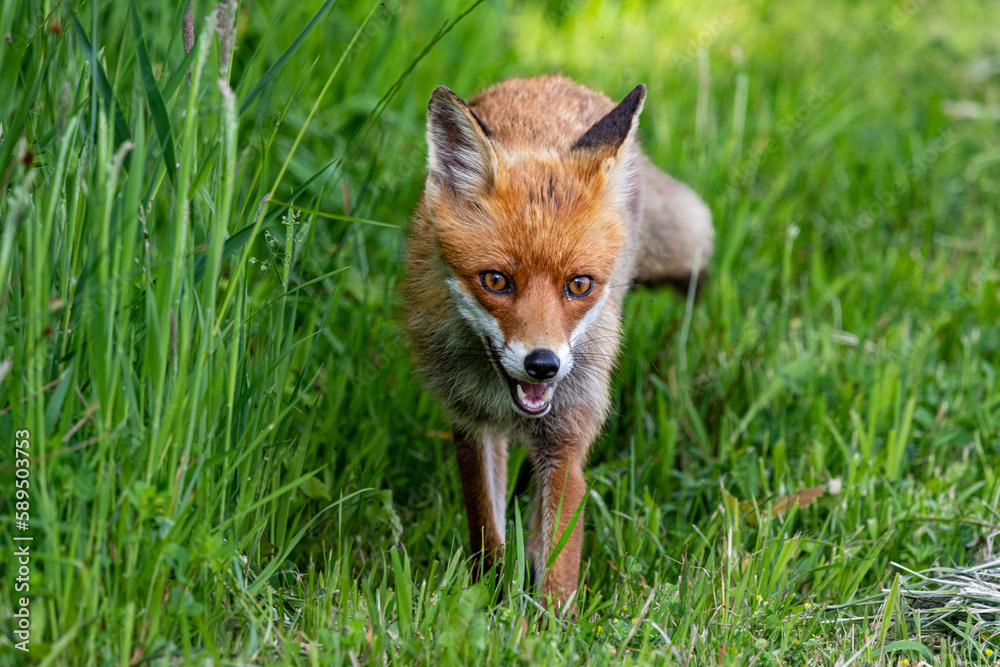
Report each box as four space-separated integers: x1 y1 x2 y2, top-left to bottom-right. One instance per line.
403 75 714 609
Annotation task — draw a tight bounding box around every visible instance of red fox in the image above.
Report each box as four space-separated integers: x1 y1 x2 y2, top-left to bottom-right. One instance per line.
403 76 713 608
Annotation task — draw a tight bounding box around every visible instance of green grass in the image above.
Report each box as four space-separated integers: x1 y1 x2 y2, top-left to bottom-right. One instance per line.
1 0 998 664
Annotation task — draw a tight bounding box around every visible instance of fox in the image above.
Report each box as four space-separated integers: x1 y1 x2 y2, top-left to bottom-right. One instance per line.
403 75 713 608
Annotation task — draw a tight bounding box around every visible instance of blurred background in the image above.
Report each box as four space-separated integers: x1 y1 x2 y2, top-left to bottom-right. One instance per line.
0 0 998 662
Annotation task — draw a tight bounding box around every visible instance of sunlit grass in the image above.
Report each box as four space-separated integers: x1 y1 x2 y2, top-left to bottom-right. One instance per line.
0 0 997 664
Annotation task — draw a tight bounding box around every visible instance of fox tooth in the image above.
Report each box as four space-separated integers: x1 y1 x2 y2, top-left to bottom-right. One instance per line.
541 386 554 402
516 384 526 403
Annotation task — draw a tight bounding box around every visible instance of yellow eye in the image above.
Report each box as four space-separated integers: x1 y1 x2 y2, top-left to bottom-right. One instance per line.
480 271 511 293
566 275 594 297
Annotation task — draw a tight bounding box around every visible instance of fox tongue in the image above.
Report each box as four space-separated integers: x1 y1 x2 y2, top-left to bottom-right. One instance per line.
519 381 547 401
514 380 555 414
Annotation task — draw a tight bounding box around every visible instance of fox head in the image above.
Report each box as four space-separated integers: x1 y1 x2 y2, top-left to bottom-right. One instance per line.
423 83 646 417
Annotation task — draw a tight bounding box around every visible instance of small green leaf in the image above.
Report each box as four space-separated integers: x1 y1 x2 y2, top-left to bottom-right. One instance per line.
299 476 330 501
545 489 587 570
128 0 177 184
239 0 339 116
884 640 935 661
391 547 412 641
68 11 132 147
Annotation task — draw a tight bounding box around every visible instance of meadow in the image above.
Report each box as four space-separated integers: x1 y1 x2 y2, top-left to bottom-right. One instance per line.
0 0 998 664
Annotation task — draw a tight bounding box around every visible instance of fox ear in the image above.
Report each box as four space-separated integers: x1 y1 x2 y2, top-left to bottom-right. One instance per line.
571 84 646 204
572 84 646 158
426 86 497 201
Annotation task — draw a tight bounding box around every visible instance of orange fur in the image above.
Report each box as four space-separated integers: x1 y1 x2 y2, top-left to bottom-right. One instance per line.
431 153 626 351
403 76 713 610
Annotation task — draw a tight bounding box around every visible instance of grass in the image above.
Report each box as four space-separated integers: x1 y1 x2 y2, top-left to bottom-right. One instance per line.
0 0 998 664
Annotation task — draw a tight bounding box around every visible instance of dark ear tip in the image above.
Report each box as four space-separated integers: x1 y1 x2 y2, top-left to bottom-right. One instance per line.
428 85 458 112
627 83 647 107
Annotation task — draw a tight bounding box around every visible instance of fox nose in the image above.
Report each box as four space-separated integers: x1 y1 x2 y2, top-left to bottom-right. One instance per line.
524 349 560 380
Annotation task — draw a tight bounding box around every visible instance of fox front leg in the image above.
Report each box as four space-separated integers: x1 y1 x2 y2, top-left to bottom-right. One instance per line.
529 445 588 610
453 427 508 580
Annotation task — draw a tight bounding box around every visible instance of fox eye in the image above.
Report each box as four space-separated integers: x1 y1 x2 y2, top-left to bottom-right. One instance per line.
566 275 594 297
480 271 512 294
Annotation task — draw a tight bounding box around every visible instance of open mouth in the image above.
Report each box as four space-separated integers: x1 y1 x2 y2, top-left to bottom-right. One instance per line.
509 378 555 415
484 338 556 416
